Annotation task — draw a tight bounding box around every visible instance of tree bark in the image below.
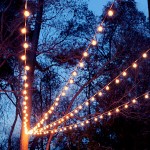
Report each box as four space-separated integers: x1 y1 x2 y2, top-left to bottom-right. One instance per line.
46 134 53 150
20 0 44 149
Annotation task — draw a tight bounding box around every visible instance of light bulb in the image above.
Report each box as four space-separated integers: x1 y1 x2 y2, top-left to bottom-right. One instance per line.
108 112 111 116
64 86 68 91
91 40 97 46
24 10 30 17
144 94 149 99
100 115 103 119
116 108 120 113
69 79 74 84
55 102 58 106
79 105 82 109
94 117 98 121
142 53 147 58
24 106 28 110
70 113 74 117
25 66 30 70
85 101 89 106
66 116 69 120
24 83 29 88
132 63 137 68
74 109 78 113
115 79 120 84
79 62 84 68
51 106 54 110
81 123 84 126
69 126 72 130
108 9 114 17
23 75 27 80
122 71 127 77
62 92 66 96
97 25 103 32
83 51 88 57
86 120 89 124
61 118 64 122
23 90 27 95
132 99 137 103
98 91 103 96
48 110 52 114
24 96 28 100
21 55 26 60
23 43 29 49
56 97 60 101
106 86 110 91
74 124 78 128
21 28 27 34
91 97 95 101
72 71 77 76
124 104 128 109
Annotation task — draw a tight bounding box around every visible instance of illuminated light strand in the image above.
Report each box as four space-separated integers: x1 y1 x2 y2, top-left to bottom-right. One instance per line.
30 0 117 131
31 49 150 132
21 0 31 134
31 91 149 135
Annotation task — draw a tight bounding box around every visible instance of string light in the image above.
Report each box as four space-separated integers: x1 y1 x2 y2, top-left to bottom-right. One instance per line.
91 40 97 46
21 27 27 34
36 92 149 135
144 94 149 99
24 10 30 17
98 91 103 96
122 71 127 77
115 79 120 84
108 9 114 17
106 86 110 91
32 50 150 133
142 53 147 58
23 42 29 49
132 63 137 68
72 71 77 76
83 51 88 57
21 55 26 60
79 62 84 67
97 25 103 32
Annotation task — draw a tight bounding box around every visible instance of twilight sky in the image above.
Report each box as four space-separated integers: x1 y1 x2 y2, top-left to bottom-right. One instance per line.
88 0 148 17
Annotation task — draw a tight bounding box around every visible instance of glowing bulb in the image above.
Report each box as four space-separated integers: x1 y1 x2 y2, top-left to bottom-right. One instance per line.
106 86 110 91
64 127 67 131
25 66 30 70
60 128 63 132
86 120 89 124
124 104 128 109
21 55 26 60
81 123 84 126
94 117 98 121
108 112 111 116
91 97 95 101
72 71 77 76
64 86 68 91
23 90 27 95
23 101 27 105
48 110 52 114
85 101 89 106
66 116 69 120
24 83 29 88
23 110 26 113
132 99 137 103
100 115 103 119
61 118 64 122
24 10 30 17
145 94 149 99
97 25 103 32
62 92 66 96
69 126 72 130
23 43 29 49
79 62 84 67
51 106 54 110
24 96 28 100
132 63 137 68
79 105 82 109
21 28 27 34
74 109 78 113
70 113 74 117
108 9 114 17
91 40 97 46
115 79 120 84
142 53 147 58
98 91 102 96
83 51 88 57
24 106 28 110
122 71 127 77
74 124 78 128
55 102 58 106
116 108 120 113
69 79 74 84
56 97 60 101
23 75 27 80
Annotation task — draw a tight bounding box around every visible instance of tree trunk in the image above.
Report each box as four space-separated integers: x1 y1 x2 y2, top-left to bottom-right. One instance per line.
20 0 44 149
46 134 53 150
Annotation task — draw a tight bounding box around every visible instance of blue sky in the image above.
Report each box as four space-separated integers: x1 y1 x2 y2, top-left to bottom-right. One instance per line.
88 0 148 17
